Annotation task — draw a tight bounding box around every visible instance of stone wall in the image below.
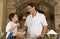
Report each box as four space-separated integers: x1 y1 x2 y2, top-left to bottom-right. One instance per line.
1 0 60 33
6 0 16 23
55 0 60 33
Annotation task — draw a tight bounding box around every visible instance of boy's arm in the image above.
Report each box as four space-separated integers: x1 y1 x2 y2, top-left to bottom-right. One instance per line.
8 23 19 32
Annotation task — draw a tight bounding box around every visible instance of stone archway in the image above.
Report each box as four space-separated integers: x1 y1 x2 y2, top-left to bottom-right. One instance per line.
15 0 56 30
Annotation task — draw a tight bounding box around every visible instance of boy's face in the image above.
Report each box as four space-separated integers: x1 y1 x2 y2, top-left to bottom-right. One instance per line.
12 14 18 21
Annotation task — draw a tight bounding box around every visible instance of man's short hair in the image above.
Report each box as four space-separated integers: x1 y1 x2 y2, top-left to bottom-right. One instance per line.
27 3 35 7
9 13 17 21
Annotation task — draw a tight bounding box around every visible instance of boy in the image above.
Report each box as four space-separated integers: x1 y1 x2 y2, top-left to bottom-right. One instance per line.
6 13 25 39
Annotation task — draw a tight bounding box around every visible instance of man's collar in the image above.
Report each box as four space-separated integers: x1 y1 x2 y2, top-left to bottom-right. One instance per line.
30 11 39 17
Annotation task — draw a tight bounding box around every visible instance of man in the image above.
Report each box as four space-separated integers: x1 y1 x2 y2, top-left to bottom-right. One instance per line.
6 13 25 39
22 3 48 39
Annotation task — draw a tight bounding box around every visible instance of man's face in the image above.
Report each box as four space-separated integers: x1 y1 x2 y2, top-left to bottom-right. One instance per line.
12 14 18 21
27 5 35 14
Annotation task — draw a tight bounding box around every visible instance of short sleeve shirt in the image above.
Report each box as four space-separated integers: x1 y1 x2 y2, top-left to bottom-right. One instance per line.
6 21 17 38
24 12 48 37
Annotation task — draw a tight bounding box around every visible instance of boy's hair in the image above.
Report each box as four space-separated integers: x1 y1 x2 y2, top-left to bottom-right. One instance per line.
27 2 35 7
9 13 17 21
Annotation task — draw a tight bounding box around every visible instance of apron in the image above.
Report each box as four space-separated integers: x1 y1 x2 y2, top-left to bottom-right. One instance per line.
7 33 16 39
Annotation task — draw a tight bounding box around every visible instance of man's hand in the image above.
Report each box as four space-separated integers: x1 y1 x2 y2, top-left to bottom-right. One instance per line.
39 34 44 38
37 35 44 39
13 31 26 37
16 23 20 27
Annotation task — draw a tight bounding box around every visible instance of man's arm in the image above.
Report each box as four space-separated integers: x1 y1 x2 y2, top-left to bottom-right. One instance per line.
41 14 48 37
20 26 28 31
41 26 48 37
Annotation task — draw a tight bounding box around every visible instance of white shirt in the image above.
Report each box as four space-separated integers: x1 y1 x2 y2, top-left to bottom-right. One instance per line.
24 12 48 37
6 21 17 38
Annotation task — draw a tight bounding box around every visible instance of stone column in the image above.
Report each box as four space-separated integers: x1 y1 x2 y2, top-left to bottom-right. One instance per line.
0 0 3 32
